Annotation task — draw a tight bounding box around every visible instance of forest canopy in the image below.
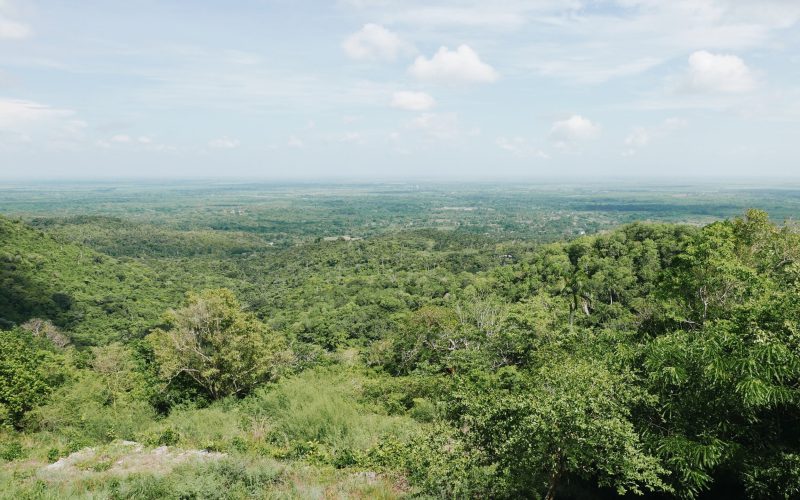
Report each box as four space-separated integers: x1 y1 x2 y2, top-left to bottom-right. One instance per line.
1 202 799 499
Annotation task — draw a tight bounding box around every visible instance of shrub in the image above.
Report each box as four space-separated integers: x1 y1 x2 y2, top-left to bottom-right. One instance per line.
0 441 24 461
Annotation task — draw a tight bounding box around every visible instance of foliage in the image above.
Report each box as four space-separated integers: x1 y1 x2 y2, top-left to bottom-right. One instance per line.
30 347 155 443
452 361 670 498
244 367 416 455
147 289 291 400
2 196 800 499
0 328 65 428
0 216 180 345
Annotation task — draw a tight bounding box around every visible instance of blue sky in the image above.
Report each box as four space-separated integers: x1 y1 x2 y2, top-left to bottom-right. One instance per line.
1 0 799 179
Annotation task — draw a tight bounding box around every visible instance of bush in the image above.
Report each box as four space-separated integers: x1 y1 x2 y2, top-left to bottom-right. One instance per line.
409 398 437 423
140 404 246 453
31 372 155 443
0 441 24 461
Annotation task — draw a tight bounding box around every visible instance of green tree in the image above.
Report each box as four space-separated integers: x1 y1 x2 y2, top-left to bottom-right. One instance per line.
454 360 670 499
641 211 800 497
147 288 289 400
0 328 64 428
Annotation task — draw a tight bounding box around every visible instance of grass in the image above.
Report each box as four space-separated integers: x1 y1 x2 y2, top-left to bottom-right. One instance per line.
1 366 418 498
244 367 418 454
0 445 406 499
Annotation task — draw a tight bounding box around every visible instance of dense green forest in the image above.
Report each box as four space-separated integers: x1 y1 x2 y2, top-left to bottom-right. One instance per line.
1 182 800 499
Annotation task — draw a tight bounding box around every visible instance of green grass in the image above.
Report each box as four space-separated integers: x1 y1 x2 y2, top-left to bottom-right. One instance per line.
245 367 418 454
1 367 418 499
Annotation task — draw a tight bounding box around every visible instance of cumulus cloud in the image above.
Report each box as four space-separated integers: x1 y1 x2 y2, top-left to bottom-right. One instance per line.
209 136 240 149
342 23 412 61
409 45 498 84
549 115 600 148
390 91 435 111
681 50 756 93
287 135 304 148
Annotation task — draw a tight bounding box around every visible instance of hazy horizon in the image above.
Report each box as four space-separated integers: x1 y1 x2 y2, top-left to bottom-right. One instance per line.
3 174 800 185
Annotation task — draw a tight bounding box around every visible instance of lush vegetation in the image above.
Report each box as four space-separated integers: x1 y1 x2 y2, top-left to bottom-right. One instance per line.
1 182 799 498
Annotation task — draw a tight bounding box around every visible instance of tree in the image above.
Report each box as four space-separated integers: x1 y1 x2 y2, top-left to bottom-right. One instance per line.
0 328 64 428
640 211 800 497
147 288 289 400
454 359 670 499
21 318 70 348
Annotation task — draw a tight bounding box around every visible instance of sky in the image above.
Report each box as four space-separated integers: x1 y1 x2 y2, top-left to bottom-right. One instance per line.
1 0 800 180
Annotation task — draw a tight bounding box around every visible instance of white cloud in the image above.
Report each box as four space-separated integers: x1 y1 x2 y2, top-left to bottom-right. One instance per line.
287 135 304 148
342 1 578 30
0 0 31 39
224 50 262 66
621 127 648 157
0 0 30 40
209 136 240 149
335 131 364 144
624 127 650 148
0 98 69 128
496 136 550 158
0 17 29 39
111 134 131 143
681 50 757 93
342 23 412 61
498 0 800 86
549 115 600 148
0 98 85 148
409 45 498 84
496 136 526 153
533 57 663 85
390 91 435 111
622 117 687 156
103 134 172 152
387 6 527 29
410 112 461 140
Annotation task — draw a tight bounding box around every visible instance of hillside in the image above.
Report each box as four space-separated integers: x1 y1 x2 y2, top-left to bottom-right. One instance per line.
0 215 180 345
2 209 800 499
